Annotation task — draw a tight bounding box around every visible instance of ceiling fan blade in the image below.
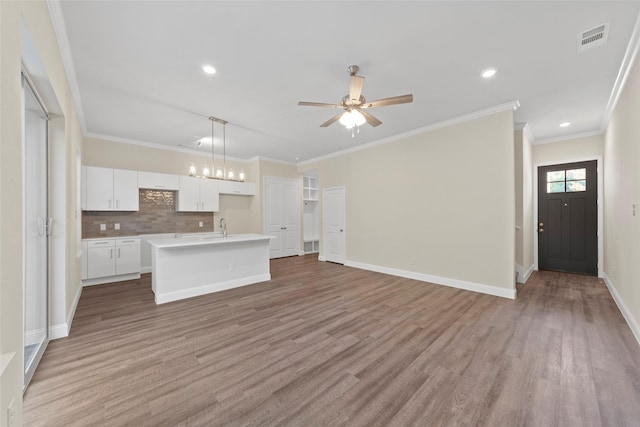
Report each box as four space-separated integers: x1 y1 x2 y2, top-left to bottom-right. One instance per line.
320 112 344 127
298 101 342 108
360 110 382 127
349 75 364 103
362 94 413 108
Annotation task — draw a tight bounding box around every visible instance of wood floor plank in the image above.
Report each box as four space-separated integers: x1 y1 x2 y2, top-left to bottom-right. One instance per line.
23 256 640 426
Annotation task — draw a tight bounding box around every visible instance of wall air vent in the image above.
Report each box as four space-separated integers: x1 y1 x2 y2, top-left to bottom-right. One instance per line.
577 22 609 52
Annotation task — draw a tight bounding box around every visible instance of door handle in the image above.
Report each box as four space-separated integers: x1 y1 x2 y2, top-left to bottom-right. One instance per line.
340 229 344 232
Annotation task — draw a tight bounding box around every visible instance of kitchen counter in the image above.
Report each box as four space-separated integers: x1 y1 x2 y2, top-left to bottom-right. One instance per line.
149 233 271 248
149 233 273 304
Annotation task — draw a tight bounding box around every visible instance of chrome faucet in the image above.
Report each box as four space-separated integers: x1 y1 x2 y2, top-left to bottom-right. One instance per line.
219 217 227 238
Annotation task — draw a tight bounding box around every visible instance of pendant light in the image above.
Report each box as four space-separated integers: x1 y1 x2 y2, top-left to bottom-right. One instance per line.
189 116 246 181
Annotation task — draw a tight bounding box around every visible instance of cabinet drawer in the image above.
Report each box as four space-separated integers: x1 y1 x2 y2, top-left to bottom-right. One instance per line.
116 238 140 246
87 239 115 249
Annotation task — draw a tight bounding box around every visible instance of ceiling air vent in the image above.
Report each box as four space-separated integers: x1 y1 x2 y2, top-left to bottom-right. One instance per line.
577 22 609 52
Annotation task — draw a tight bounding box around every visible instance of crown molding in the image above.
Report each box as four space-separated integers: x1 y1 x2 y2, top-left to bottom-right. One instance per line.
46 0 87 133
601 10 640 131
298 100 520 167
533 129 603 146
247 156 296 166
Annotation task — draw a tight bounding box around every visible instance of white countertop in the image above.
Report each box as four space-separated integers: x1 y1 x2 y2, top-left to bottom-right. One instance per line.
148 233 273 249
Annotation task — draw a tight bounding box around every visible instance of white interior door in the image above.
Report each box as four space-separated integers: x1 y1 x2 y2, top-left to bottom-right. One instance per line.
23 75 49 388
264 178 284 257
323 187 345 264
281 180 300 257
264 176 300 258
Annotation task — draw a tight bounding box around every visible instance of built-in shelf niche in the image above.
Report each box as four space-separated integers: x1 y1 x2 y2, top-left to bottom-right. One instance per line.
302 172 320 253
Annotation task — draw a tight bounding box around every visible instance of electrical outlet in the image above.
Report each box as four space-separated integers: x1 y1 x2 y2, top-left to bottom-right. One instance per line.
7 399 15 427
100 224 106 231
114 223 120 230
199 221 203 228
633 204 636 217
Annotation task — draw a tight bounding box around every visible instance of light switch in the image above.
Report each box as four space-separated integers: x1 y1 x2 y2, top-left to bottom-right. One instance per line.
199 221 203 228
114 223 120 230
100 224 106 231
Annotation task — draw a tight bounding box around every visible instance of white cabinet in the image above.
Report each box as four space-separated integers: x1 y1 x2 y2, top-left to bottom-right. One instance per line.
87 239 116 278
138 171 179 190
303 176 319 201
264 176 300 258
83 166 139 211
218 180 255 196
84 237 141 285
177 176 219 212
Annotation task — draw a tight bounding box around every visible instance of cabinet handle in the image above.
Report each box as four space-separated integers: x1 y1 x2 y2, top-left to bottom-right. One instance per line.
95 241 109 245
155 185 165 188
108 199 112 209
118 248 121 258
121 240 135 243
233 190 240 193
110 249 113 259
116 200 120 209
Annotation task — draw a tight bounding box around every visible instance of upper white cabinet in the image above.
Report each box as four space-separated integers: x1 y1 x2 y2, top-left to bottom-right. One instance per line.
83 166 139 211
138 171 179 190
177 176 219 212
218 180 255 196
303 176 319 201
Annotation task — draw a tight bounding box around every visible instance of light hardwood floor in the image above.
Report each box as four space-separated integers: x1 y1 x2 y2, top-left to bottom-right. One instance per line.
24 255 640 426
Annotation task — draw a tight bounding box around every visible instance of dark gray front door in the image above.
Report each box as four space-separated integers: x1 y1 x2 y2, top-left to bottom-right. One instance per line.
538 161 597 275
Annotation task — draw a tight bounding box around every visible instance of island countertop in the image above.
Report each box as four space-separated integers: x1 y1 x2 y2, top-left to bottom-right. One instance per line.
148 233 273 249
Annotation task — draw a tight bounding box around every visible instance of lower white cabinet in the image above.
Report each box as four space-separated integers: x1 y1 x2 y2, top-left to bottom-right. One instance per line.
83 237 141 285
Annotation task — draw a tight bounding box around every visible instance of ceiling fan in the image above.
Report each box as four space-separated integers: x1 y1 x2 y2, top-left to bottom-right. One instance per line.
298 65 413 131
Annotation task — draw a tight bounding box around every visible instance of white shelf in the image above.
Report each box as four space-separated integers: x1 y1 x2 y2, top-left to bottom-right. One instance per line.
303 176 319 201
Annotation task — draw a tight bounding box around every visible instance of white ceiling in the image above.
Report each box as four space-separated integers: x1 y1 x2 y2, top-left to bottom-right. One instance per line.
55 1 640 164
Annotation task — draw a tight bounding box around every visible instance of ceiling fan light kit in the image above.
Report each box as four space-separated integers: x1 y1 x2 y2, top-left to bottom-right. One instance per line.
298 65 414 136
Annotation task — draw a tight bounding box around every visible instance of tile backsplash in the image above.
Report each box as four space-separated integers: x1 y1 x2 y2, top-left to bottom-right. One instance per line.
82 189 214 238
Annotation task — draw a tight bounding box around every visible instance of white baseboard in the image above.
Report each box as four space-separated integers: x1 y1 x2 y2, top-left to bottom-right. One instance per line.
49 280 82 340
141 266 152 274
82 273 141 287
603 273 640 348
344 260 516 300
318 256 326 262
154 273 271 304
25 328 46 346
515 263 534 284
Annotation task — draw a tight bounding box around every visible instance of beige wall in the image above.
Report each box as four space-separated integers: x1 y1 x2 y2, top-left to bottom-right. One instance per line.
514 129 534 282
303 110 516 296
522 131 534 276
604 54 640 343
1 1 84 423
533 134 604 165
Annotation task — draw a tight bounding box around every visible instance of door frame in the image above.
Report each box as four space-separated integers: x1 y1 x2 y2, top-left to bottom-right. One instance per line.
262 175 301 258
533 156 603 277
321 186 346 264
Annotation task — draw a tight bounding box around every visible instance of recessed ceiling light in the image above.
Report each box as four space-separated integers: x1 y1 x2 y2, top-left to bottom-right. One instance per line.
481 68 497 78
559 122 571 128
202 65 216 75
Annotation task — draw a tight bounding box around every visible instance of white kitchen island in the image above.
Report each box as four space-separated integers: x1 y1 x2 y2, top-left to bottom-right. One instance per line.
149 233 273 304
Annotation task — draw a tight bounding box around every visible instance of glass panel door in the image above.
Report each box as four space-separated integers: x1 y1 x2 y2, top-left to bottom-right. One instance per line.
23 76 49 388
